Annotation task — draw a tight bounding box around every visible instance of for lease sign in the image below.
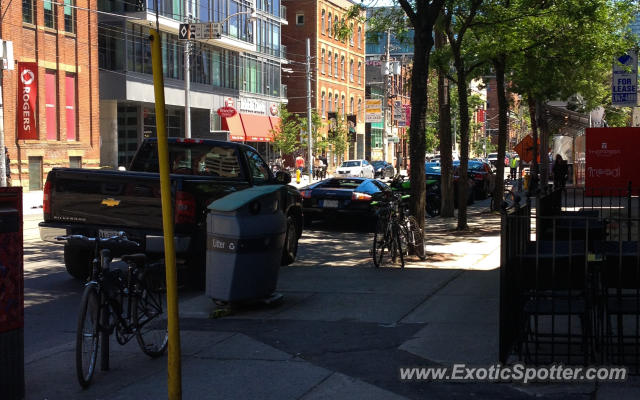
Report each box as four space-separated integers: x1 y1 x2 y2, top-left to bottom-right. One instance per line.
612 51 638 107
18 62 38 139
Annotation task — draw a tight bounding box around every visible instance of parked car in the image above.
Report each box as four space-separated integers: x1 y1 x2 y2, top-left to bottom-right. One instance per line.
335 159 375 178
300 177 391 224
428 162 475 206
371 160 395 179
455 160 495 199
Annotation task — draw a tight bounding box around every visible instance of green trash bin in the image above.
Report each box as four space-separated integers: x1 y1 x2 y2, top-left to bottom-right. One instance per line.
206 185 287 302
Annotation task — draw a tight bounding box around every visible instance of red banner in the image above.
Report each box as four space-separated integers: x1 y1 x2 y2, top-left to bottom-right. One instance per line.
17 62 38 140
585 127 640 194
403 104 411 127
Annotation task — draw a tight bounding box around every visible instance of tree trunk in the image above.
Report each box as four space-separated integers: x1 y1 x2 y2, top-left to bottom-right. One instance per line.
527 95 539 195
408 27 432 230
455 55 470 230
538 102 550 192
436 29 454 218
492 55 508 210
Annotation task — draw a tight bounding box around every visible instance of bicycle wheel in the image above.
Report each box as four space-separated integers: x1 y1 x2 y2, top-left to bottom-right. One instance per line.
133 287 168 357
404 216 426 260
391 224 405 268
76 283 100 388
372 214 390 268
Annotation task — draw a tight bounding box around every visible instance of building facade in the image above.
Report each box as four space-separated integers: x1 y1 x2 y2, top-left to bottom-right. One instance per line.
364 6 412 165
2 0 100 190
98 0 288 168
281 0 366 166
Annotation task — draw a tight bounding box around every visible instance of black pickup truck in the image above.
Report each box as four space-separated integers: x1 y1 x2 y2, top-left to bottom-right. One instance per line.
39 138 303 283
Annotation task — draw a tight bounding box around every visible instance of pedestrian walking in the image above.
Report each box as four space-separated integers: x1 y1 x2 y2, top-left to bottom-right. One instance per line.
509 155 518 180
553 154 568 189
295 154 305 174
4 147 10 186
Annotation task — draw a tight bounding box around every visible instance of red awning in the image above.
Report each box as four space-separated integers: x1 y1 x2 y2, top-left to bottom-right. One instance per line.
240 113 273 142
222 114 245 142
269 117 281 132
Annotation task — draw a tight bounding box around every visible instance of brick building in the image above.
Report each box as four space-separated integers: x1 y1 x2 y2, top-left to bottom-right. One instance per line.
282 0 366 165
2 0 100 190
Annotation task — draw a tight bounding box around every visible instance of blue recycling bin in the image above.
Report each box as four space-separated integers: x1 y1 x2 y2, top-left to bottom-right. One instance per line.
206 185 287 302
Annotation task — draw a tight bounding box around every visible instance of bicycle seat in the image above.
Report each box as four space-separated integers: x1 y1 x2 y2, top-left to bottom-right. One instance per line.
121 253 147 266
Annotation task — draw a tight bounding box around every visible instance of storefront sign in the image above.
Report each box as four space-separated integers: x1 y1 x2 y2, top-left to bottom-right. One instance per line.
217 106 237 118
586 127 640 194
270 104 279 116
18 62 38 140
365 99 382 123
393 101 405 122
403 104 411 127
239 98 267 114
225 97 234 108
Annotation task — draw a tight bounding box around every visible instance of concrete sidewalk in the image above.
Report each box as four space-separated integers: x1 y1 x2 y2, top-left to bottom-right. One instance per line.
23 209 640 399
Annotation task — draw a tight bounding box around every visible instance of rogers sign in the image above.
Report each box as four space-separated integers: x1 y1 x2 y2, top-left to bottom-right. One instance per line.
18 62 38 140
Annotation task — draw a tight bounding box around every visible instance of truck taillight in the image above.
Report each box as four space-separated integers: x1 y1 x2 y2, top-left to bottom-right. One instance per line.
43 179 52 217
175 191 196 224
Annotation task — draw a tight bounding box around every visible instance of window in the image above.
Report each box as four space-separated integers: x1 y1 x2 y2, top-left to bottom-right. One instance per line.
334 16 338 38
334 53 338 77
22 0 34 24
321 10 325 34
296 14 304 25
321 92 326 116
64 0 75 33
358 98 362 120
358 61 362 83
350 97 354 114
334 96 338 113
327 13 331 36
45 70 57 140
349 59 354 82
328 52 332 75
65 73 76 140
69 156 82 168
246 150 270 184
328 93 332 112
28 157 42 191
44 0 56 29
341 95 345 114
350 24 354 46
321 49 325 74
358 27 362 48
341 56 345 79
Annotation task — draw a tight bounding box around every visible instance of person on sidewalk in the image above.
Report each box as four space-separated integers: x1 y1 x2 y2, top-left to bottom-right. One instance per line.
509 155 518 180
295 154 305 174
553 154 568 189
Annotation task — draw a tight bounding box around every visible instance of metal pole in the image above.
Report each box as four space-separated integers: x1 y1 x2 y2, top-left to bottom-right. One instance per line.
183 2 191 138
306 38 313 181
382 29 390 162
151 28 182 400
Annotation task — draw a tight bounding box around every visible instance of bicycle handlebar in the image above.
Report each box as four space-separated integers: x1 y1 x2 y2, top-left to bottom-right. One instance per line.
56 233 140 249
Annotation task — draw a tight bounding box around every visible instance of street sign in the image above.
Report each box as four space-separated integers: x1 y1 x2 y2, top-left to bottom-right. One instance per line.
365 99 382 123
612 50 638 107
179 23 223 41
393 100 404 122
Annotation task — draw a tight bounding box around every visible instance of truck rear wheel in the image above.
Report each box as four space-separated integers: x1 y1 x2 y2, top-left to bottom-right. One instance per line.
64 244 92 281
281 215 299 265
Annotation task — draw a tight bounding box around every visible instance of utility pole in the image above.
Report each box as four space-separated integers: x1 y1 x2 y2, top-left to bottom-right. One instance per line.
381 28 390 162
0 68 5 187
306 38 313 181
183 4 191 138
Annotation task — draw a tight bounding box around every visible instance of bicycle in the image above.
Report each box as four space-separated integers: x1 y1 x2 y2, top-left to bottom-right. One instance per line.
371 192 427 267
57 233 168 388
491 185 519 211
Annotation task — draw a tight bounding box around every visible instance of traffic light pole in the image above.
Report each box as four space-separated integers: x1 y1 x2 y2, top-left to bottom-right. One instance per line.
306 38 313 181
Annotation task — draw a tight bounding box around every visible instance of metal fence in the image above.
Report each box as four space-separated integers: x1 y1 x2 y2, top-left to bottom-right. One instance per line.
500 185 640 372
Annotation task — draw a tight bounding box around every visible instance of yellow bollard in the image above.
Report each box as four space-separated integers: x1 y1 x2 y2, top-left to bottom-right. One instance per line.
296 169 301 184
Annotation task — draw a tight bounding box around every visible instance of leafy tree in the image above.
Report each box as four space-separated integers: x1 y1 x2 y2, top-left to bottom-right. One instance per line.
328 113 349 163
271 104 302 156
299 109 326 155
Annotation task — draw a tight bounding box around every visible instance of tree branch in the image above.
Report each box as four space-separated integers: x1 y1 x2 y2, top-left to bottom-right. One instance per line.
398 0 417 27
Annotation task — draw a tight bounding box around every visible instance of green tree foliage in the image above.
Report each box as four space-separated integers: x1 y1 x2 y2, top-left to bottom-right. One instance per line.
271 105 302 156
328 113 349 163
299 110 327 155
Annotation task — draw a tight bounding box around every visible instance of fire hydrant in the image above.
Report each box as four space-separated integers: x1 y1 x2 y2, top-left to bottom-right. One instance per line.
296 169 301 184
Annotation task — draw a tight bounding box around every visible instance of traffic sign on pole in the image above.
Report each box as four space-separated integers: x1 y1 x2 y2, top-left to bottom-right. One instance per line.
178 23 223 40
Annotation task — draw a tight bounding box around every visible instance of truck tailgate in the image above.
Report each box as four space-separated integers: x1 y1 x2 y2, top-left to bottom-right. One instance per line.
49 169 166 230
